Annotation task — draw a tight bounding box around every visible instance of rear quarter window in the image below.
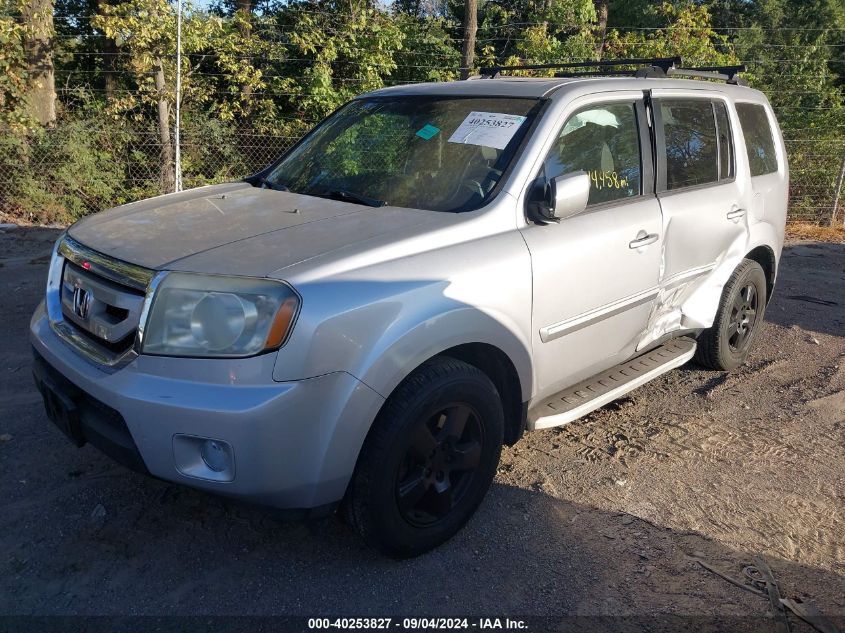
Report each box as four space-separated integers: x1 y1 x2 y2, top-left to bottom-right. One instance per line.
736 103 779 176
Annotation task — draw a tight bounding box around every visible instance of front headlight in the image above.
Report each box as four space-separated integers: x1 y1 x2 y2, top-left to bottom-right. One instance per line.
141 273 300 358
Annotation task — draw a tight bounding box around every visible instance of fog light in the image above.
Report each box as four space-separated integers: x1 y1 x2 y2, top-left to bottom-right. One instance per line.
173 434 235 482
201 439 229 472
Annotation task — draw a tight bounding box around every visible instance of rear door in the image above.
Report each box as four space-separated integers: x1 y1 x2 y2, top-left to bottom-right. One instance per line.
647 91 751 346
519 92 663 402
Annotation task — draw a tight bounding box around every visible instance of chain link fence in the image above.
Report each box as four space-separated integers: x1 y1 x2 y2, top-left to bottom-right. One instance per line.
1 85 843 225
783 137 845 223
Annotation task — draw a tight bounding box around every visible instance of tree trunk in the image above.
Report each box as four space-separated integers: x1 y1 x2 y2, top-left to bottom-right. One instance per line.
21 0 56 125
594 0 609 58
103 36 118 99
236 0 253 157
97 0 118 99
460 0 477 80
154 58 175 194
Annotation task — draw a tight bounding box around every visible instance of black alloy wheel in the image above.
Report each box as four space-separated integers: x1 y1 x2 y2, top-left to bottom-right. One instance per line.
396 403 484 527
695 258 768 371
345 356 504 558
728 282 759 353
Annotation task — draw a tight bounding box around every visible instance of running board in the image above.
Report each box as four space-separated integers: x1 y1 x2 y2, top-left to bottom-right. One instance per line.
528 337 697 430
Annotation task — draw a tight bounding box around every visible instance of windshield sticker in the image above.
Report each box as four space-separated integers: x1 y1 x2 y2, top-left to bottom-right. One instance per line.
447 111 527 150
415 123 441 140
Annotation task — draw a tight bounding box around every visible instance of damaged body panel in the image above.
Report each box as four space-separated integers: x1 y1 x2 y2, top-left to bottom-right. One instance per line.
638 89 787 350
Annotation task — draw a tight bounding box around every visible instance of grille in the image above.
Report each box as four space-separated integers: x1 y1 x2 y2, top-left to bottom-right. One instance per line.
60 261 145 355
51 237 156 367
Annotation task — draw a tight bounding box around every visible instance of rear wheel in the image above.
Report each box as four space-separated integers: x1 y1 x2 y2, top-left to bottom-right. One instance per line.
695 259 767 371
345 356 504 558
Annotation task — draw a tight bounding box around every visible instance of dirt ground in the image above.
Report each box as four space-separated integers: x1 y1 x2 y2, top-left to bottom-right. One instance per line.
0 226 843 629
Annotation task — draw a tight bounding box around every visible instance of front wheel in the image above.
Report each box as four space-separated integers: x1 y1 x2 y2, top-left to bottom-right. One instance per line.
695 259 767 371
345 357 504 558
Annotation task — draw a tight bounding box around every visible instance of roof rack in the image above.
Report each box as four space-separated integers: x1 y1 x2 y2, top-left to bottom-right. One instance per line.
477 57 748 85
668 64 748 86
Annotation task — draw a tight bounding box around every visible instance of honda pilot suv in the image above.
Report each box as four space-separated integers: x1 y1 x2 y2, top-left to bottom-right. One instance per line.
30 59 787 557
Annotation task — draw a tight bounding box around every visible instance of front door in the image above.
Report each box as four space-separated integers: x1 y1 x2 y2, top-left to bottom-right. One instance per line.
520 94 663 402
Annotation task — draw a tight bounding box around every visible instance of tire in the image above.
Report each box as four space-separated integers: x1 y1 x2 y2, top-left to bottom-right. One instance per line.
345 356 504 558
695 259 767 371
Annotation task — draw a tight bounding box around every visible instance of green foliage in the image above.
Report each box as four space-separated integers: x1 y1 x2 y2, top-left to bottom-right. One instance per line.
1 0 844 224
0 98 131 223
0 0 33 129
475 0 597 69
92 0 224 115
392 13 460 83
604 3 738 66
275 2 404 120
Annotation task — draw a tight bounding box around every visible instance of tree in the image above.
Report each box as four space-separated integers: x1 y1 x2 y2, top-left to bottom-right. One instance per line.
0 0 32 128
593 0 607 56
473 0 596 68
21 0 56 124
459 0 476 79
603 3 737 67
391 11 460 83
721 0 845 223
93 0 221 193
274 1 403 121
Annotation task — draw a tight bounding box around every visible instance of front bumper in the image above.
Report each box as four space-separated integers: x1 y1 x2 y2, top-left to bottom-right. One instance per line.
30 301 385 509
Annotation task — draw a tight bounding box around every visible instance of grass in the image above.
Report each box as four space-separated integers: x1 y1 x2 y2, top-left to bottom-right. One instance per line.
786 222 845 244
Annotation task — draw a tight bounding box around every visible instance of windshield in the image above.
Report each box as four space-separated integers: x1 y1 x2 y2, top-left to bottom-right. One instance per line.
265 96 540 212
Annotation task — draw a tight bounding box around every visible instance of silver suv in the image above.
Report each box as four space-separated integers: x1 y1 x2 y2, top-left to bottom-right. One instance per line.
30 59 787 557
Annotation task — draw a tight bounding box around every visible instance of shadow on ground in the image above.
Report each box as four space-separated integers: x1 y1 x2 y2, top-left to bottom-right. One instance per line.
1 228 843 629
766 241 845 337
1 459 844 630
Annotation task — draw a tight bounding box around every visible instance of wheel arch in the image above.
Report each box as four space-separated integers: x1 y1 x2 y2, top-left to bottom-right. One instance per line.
433 343 526 446
745 244 777 304
356 307 533 447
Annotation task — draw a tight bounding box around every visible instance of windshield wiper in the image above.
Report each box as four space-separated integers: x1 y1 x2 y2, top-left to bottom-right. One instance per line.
320 189 386 208
255 177 289 192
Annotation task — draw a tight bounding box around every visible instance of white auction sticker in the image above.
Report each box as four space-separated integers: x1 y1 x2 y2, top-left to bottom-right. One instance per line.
447 111 527 150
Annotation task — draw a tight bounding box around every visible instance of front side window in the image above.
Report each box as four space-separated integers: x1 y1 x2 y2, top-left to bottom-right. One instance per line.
661 100 719 190
541 102 642 205
736 103 778 176
266 96 539 212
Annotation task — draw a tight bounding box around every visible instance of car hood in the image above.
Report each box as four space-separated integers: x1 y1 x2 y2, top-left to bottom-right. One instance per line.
68 182 453 277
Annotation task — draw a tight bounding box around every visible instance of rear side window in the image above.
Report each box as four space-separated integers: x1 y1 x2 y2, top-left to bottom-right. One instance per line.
660 100 718 190
542 102 642 205
736 103 778 176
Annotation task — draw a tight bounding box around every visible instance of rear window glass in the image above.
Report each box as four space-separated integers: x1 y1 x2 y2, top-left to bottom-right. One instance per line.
736 103 778 176
660 100 718 190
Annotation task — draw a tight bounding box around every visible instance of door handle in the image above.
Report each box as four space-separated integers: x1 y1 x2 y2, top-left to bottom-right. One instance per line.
727 207 746 221
629 232 659 249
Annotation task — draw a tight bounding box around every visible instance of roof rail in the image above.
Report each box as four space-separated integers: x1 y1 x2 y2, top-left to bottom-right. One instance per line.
669 64 749 86
479 57 682 79
477 57 749 85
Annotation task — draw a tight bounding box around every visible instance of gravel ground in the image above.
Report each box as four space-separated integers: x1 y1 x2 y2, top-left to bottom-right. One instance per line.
0 226 843 628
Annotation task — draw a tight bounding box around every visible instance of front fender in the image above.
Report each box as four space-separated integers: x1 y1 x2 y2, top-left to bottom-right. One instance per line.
272 276 533 401
355 306 533 402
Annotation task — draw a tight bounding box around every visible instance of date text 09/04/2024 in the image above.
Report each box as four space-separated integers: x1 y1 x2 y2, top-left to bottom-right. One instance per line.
307 618 529 630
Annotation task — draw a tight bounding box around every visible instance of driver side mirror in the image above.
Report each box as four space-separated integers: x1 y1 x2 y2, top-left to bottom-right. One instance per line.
546 171 590 221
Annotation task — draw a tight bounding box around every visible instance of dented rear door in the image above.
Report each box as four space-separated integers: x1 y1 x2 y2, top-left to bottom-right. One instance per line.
644 91 751 348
